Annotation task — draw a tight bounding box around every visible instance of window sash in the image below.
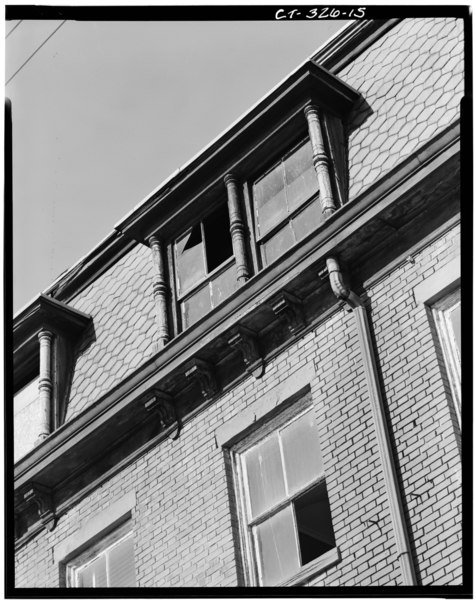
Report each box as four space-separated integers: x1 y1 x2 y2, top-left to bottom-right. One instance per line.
234 408 333 586
433 288 461 419
253 140 319 242
68 526 136 588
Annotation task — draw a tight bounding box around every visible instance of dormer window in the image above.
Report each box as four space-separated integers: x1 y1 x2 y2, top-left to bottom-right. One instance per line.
253 139 322 267
174 203 237 328
13 295 92 461
118 62 360 344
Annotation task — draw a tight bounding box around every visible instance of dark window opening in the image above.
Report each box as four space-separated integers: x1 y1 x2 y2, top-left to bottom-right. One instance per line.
203 203 233 272
295 482 335 566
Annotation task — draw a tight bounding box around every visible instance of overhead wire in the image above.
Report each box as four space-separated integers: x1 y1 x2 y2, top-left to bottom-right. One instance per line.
5 20 23 39
5 20 66 86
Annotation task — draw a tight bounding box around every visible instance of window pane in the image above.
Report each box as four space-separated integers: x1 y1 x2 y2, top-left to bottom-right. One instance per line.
108 535 136 587
292 199 323 243
14 376 40 461
254 505 300 586
77 555 107 588
281 412 324 494
448 302 461 359
175 224 205 295
254 165 287 237
203 204 234 272
284 142 319 212
261 223 294 267
294 483 335 566
210 262 237 307
181 284 212 328
244 434 286 519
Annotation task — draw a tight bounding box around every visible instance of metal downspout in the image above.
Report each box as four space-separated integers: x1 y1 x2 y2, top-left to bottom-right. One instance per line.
326 256 417 585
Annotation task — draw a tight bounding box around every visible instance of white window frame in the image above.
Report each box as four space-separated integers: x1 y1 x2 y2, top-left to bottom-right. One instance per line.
432 287 461 422
231 404 339 587
67 521 136 588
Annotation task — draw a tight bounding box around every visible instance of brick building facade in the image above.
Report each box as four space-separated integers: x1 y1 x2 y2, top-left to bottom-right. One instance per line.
12 17 464 589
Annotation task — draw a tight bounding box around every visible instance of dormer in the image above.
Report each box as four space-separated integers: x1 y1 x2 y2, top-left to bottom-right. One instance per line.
116 62 360 340
14 294 92 461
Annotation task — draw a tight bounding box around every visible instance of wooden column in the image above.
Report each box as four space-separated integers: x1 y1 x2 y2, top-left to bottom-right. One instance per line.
37 330 53 443
149 235 170 351
224 174 250 284
304 104 336 218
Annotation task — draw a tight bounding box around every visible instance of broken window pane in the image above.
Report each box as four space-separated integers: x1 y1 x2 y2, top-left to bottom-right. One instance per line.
294 483 335 566
254 504 300 586
281 412 324 495
203 204 233 272
244 434 286 519
285 141 318 213
175 224 205 295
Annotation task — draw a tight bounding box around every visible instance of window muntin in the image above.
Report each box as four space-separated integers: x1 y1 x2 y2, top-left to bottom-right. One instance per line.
174 203 236 329
433 288 461 419
236 409 336 586
253 140 321 267
68 524 136 588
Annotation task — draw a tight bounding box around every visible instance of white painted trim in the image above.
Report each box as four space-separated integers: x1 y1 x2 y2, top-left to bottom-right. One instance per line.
413 257 460 305
54 490 136 564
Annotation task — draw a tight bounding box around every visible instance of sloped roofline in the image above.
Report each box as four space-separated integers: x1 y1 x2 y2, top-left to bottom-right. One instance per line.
15 18 399 318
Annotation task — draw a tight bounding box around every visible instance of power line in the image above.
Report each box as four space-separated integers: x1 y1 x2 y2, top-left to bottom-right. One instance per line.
5 20 23 39
5 20 66 86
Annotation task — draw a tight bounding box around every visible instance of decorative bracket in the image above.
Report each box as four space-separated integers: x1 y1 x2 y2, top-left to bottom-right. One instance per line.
270 292 305 335
20 483 56 532
144 390 181 439
185 358 217 399
228 327 264 379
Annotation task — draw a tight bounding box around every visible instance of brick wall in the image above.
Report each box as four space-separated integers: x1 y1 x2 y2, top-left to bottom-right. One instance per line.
365 221 461 585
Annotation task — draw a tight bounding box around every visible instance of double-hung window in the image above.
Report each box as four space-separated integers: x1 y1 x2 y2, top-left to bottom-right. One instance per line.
253 139 322 268
233 408 336 586
433 288 461 419
174 203 237 328
67 521 136 587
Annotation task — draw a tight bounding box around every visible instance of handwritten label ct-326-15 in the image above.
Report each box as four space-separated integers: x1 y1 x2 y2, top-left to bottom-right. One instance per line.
275 7 366 19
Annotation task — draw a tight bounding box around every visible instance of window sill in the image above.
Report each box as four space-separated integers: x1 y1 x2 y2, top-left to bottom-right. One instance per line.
281 546 340 587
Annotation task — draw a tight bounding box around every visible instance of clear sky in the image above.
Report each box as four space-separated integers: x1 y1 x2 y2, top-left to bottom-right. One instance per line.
6 17 348 312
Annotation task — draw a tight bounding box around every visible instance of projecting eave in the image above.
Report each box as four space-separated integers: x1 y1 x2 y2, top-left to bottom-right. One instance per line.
14 294 92 387
115 61 360 245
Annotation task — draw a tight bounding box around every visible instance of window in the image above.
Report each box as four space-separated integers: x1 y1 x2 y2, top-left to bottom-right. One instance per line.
253 140 322 267
233 408 337 586
67 521 136 588
14 374 40 461
174 203 237 328
433 288 461 419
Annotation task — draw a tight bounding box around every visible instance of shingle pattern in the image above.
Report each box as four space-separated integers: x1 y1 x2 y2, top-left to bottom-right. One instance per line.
338 18 464 201
65 243 155 421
